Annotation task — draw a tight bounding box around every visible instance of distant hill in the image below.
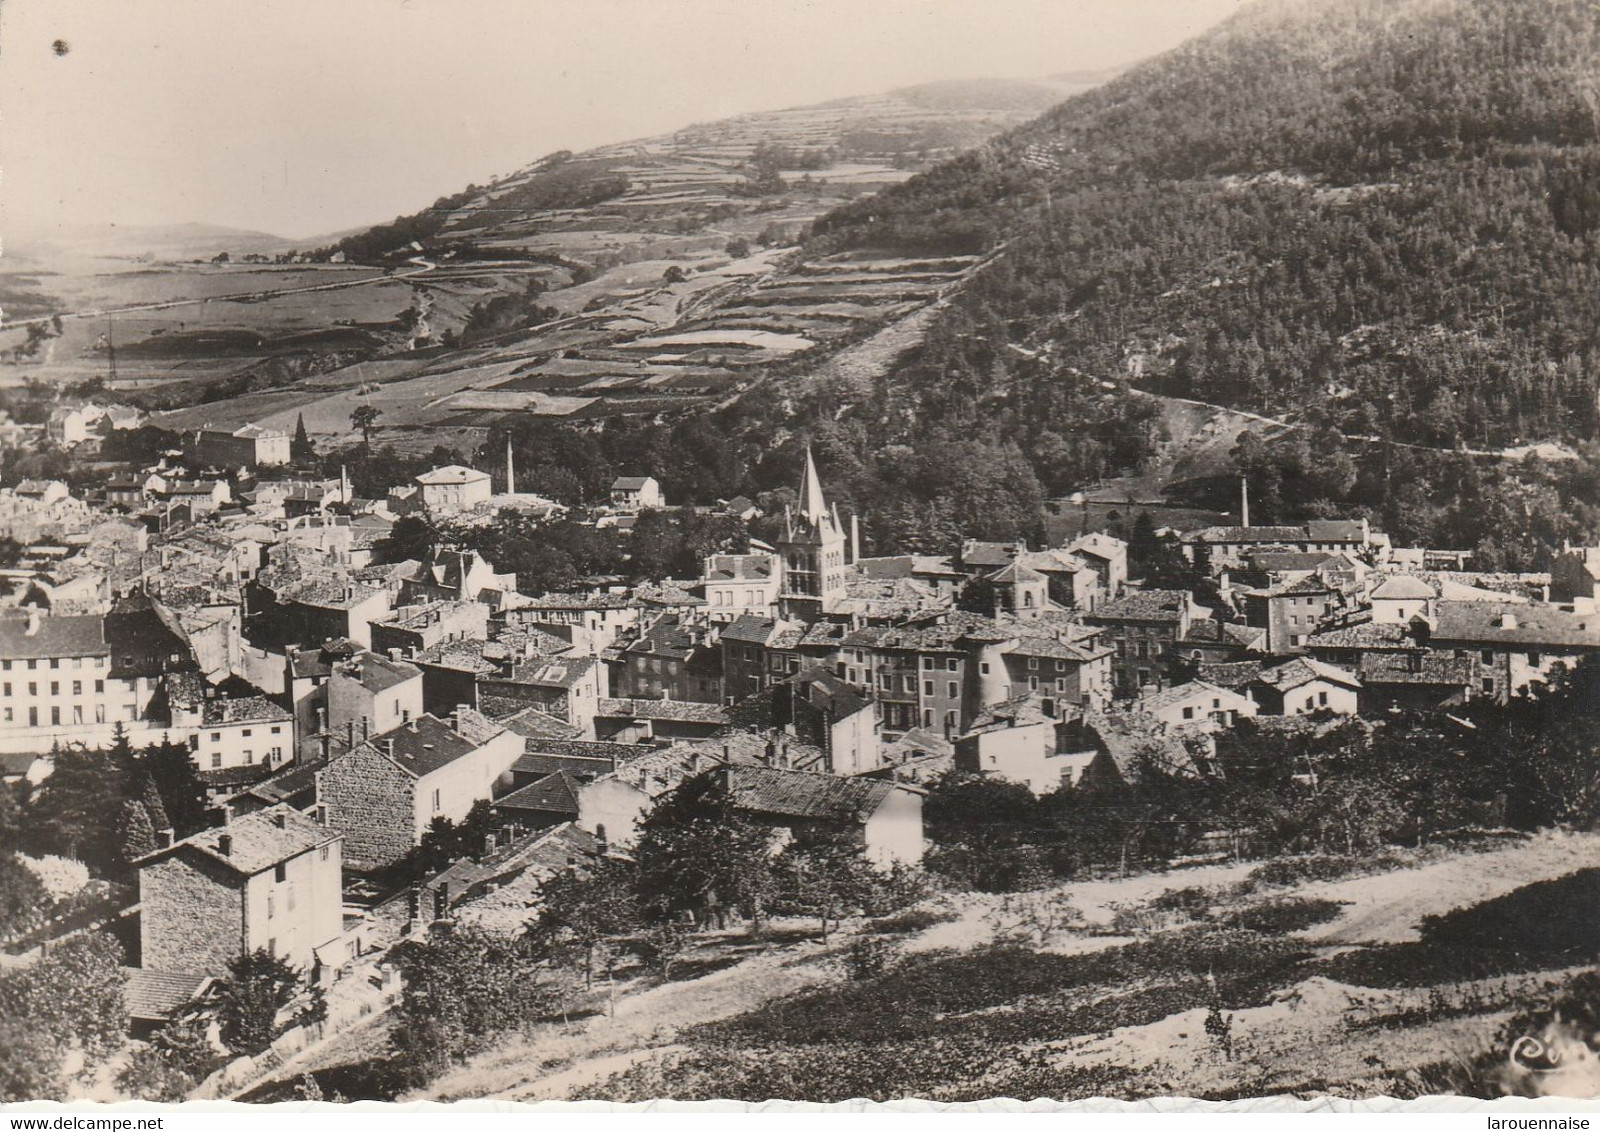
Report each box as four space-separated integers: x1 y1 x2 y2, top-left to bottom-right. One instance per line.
810 0 1600 457
4 220 297 262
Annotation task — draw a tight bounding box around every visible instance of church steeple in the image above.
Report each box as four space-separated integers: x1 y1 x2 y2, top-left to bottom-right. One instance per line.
778 446 849 623
799 446 828 523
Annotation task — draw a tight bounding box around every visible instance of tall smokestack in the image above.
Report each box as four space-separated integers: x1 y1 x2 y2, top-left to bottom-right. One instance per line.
505 437 515 496
850 514 861 564
1240 476 1250 528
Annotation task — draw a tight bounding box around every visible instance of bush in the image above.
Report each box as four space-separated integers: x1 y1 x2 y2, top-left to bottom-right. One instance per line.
214 949 301 1056
1222 897 1346 934
1244 855 1365 890
845 937 895 981
865 905 958 935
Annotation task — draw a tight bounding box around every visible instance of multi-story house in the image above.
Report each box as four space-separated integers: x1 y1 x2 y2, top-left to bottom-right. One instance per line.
326 650 424 754
316 708 521 869
1083 589 1200 695
1426 601 1600 704
397 547 516 608
608 475 664 511
702 553 781 622
370 600 490 656
179 694 295 775
0 594 198 754
772 668 881 776
185 423 292 469
414 465 492 517
612 613 724 704
1180 517 1382 572
718 615 805 701
136 804 343 976
509 591 640 652
1243 577 1340 655
479 655 606 737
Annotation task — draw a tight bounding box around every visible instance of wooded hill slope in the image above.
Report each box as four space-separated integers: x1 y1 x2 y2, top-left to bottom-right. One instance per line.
810 0 1600 452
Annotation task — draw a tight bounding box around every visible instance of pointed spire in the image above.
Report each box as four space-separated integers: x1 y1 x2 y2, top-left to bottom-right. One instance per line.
799 446 826 522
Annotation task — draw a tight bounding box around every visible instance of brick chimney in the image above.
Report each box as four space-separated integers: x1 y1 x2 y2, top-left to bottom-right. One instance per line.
271 811 286 829
216 833 232 857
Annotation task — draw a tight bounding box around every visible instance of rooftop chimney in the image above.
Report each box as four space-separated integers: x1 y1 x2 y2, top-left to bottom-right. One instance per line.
24 609 41 637
382 737 395 757
217 833 232 857
271 812 286 829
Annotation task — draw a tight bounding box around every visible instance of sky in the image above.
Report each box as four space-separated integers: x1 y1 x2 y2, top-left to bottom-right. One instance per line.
0 0 1247 241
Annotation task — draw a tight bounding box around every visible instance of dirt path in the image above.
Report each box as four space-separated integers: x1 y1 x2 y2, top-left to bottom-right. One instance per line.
421 924 847 1102
1301 830 1600 946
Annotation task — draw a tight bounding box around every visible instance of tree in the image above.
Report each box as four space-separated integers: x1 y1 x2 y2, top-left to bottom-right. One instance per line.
213 949 301 1056
632 774 778 932
291 412 316 465
351 404 381 447
0 852 49 941
0 933 126 1098
663 265 688 285
389 925 563 1087
773 832 878 940
529 860 641 988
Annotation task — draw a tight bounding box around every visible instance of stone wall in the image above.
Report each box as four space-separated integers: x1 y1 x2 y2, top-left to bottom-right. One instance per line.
318 747 416 870
139 853 244 973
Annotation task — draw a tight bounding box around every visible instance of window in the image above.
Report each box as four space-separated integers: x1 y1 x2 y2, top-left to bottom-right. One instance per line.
432 788 441 812
923 680 934 697
1182 706 1195 721
1482 678 1495 694
26 660 35 670
320 846 330 862
71 706 82 725
242 729 252 738
1305 696 1315 711
980 662 990 675
267 894 275 920
211 752 222 769
271 725 282 735
49 659 59 670
50 707 59 726
903 675 915 693
1029 677 1039 692
94 680 103 694
27 707 36 727
921 657 933 670
71 681 81 696
1056 660 1067 672
211 732 221 742
1027 657 1039 670
49 682 59 696
947 681 958 699
267 938 275 957
1318 690 1329 706
1481 650 1494 665
1528 652 1543 667
94 705 105 724
243 750 254 764
946 659 958 672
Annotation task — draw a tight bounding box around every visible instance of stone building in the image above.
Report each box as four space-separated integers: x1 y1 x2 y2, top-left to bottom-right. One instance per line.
136 804 344 976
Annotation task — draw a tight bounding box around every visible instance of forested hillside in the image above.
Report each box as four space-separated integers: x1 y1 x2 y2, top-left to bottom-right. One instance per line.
812 0 1600 451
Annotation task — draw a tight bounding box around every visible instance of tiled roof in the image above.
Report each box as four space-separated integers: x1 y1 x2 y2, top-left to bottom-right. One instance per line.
1357 652 1477 686
1431 601 1600 649
501 656 597 691
1196 661 1267 689
723 764 901 823
965 693 1052 732
524 591 634 610
332 651 421 694
498 706 583 741
137 804 335 876
1305 620 1414 650
720 614 786 645
598 698 729 724
124 969 214 1019
989 560 1047 584
1257 657 1360 691
1137 680 1243 714
1006 633 1105 662
516 738 652 764
789 668 872 718
415 465 489 485
201 695 292 727
1087 590 1191 622
0 612 108 660
493 771 581 816
1371 575 1437 601
611 476 655 490
1181 524 1308 545
1180 619 1267 650
353 710 506 778
704 554 775 583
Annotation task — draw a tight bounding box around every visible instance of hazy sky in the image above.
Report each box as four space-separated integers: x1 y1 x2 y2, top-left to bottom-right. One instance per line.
0 0 1246 240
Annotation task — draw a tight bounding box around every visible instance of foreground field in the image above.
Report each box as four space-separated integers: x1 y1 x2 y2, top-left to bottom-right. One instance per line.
279 830 1600 1104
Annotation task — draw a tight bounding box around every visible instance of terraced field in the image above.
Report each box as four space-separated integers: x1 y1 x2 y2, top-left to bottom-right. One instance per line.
4 75 1116 444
